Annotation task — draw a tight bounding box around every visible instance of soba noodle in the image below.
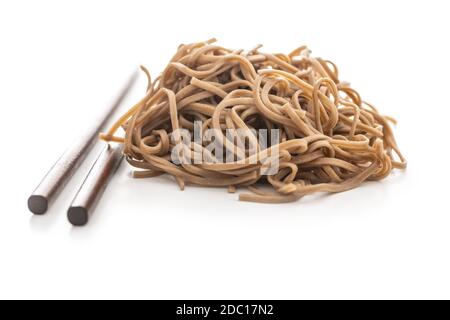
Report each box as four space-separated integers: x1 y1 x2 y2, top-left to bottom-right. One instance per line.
100 39 406 203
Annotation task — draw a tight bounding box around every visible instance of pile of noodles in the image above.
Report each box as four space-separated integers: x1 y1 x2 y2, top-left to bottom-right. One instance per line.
100 39 406 203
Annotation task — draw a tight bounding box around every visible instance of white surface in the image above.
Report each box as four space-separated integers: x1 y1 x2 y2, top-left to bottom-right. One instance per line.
1 0 449 299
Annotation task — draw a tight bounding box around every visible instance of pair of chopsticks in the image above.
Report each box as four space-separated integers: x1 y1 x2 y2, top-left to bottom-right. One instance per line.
28 70 138 226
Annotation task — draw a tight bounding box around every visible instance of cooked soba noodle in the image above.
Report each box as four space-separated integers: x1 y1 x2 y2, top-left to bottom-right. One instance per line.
100 39 406 203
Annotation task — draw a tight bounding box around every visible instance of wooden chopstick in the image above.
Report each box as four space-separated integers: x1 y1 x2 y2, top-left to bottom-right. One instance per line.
67 143 123 226
28 70 137 215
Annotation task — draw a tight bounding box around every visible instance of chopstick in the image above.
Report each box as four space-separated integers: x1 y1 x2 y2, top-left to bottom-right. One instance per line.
67 143 123 226
28 70 137 215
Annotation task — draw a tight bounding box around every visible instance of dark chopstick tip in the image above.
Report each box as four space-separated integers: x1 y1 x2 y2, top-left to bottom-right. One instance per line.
68 206 88 226
28 195 48 215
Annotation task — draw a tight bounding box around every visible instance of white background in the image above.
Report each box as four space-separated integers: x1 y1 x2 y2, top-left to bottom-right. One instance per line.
1 0 449 299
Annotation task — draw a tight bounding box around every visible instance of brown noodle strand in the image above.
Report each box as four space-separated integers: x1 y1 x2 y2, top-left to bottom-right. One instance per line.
101 40 407 203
